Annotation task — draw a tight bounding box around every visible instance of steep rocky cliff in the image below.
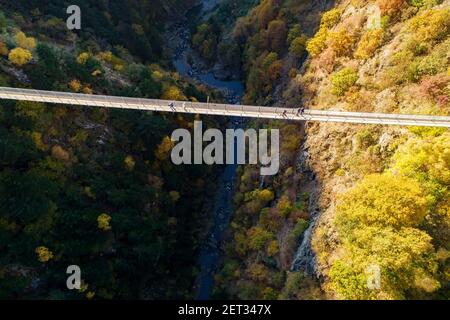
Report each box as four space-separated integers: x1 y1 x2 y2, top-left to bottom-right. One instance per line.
295 0 449 299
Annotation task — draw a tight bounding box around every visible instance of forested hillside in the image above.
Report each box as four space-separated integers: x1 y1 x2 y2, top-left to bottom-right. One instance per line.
302 0 450 300
0 0 448 301
0 1 221 299
204 0 449 300
1 0 197 62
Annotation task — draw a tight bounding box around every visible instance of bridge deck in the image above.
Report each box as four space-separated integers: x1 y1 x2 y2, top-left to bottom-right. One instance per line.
0 87 449 127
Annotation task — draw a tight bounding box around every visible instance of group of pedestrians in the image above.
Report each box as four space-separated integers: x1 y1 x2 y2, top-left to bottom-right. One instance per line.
281 107 306 118
168 101 306 118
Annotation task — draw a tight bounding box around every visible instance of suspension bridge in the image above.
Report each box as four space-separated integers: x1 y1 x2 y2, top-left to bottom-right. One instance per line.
0 87 449 127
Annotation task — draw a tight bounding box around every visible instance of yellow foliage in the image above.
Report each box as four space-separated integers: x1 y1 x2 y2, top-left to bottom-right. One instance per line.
331 68 358 96
329 226 439 299
408 8 450 44
258 189 275 203
336 174 428 230
0 41 9 56
8 47 32 66
161 85 186 101
97 213 112 231
14 31 36 50
69 79 82 92
124 155 135 170
327 29 355 57
114 64 124 71
320 8 342 29
247 263 269 282
277 195 293 218
35 246 53 263
91 69 102 77
77 52 89 64
267 240 279 257
98 51 113 62
152 70 164 81
306 27 328 57
84 186 96 199
31 132 47 151
247 226 273 251
355 29 384 60
82 86 93 94
391 133 450 186
155 136 174 161
51 145 70 161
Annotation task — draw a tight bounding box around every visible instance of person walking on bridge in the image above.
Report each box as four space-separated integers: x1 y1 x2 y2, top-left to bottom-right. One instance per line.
297 107 305 117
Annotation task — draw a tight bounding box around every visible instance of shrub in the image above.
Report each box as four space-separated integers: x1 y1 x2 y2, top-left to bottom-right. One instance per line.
247 263 269 282
408 48 449 82
161 85 186 100
355 29 384 60
306 27 328 57
287 24 302 44
257 189 275 203
355 129 377 149
51 145 70 161
408 8 450 44
8 47 32 66
328 29 356 57
14 31 36 50
419 74 450 100
262 52 279 70
331 68 358 96
277 195 293 218
247 226 273 251
69 79 82 92
76 52 90 64
289 35 308 57
376 0 406 17
267 240 279 257
97 213 112 231
320 8 342 28
291 219 309 238
35 246 53 263
268 60 283 81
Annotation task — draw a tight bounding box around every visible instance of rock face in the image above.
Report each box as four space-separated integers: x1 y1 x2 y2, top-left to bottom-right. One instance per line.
290 147 320 275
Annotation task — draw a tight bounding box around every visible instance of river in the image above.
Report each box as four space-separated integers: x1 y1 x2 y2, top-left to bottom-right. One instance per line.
168 0 244 300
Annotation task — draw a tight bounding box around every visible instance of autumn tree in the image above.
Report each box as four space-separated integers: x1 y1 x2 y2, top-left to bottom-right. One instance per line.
161 86 186 101
328 29 355 57
8 47 32 66
155 136 174 161
329 226 439 299
355 29 384 60
336 174 429 231
331 68 358 96
97 213 112 231
289 35 308 57
35 246 54 263
14 31 37 50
